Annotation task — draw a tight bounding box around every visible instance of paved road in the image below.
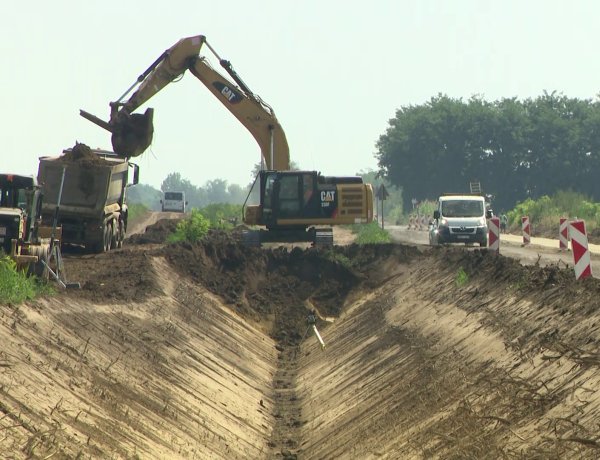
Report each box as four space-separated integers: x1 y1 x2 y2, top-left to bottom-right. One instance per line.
386 225 600 277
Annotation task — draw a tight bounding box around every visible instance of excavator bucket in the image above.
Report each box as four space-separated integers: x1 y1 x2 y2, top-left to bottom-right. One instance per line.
110 108 154 157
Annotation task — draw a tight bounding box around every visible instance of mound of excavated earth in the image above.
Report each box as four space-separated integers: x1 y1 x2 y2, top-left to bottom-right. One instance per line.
1 224 600 458
59 142 113 166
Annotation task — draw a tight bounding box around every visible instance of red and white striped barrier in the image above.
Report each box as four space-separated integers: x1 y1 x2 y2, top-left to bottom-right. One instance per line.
559 217 569 251
488 217 500 252
570 220 592 280
521 216 531 245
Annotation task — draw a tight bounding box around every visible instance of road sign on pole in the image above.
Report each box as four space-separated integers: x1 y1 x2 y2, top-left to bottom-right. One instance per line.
376 184 389 201
376 184 389 229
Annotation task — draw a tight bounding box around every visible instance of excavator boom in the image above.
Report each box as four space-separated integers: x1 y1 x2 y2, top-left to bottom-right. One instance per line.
83 35 289 170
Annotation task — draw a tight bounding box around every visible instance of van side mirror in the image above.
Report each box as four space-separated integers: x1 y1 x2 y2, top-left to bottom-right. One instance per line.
486 210 493 219
433 210 440 219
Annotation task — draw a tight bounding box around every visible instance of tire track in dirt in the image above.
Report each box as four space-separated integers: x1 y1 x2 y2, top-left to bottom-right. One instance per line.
296 248 600 458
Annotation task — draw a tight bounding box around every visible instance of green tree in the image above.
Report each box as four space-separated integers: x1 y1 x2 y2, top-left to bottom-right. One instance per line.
127 183 162 211
167 209 210 243
161 172 194 193
205 179 230 204
376 92 600 212
359 169 403 223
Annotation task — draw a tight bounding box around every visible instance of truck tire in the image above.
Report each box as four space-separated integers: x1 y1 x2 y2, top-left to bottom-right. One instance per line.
103 222 112 253
116 220 124 249
110 221 118 250
28 246 50 280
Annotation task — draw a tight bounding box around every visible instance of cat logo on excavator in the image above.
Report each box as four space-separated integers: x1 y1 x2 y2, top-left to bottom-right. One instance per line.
320 191 336 202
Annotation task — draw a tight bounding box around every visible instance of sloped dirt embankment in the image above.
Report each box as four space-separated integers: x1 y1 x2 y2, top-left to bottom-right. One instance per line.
1 222 600 458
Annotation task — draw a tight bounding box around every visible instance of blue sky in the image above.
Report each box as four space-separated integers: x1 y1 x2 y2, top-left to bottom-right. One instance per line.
3 0 600 189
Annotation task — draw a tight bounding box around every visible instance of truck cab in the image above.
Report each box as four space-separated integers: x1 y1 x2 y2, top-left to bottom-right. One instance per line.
0 175 42 255
429 194 491 247
0 174 54 276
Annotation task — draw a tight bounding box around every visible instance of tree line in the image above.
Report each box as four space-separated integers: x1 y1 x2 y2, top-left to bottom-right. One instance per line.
375 92 600 213
128 172 249 210
127 161 300 211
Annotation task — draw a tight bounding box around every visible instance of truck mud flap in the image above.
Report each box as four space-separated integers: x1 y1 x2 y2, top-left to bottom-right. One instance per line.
314 229 333 249
241 230 261 247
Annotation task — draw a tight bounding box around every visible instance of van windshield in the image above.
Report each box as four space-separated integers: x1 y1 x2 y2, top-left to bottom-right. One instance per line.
441 200 483 218
164 192 183 200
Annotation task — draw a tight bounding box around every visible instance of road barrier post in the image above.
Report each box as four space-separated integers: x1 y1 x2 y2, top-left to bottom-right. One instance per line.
559 217 569 251
488 217 500 253
521 216 531 245
569 220 592 280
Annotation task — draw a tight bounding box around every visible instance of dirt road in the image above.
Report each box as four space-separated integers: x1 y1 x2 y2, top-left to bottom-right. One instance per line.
2 219 600 458
127 211 184 237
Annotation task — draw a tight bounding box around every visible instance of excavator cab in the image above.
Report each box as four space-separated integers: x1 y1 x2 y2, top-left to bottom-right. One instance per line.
243 170 371 247
250 170 322 227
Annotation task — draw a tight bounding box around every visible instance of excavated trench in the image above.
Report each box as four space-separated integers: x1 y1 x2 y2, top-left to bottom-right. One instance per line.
2 225 600 458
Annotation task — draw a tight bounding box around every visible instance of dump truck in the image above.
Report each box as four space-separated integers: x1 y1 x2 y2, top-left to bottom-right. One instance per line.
37 143 139 253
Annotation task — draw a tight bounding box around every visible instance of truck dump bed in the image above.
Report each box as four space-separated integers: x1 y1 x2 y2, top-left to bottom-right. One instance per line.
37 143 134 250
38 151 128 218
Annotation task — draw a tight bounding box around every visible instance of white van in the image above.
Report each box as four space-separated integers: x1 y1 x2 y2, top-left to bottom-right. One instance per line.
161 191 187 213
429 194 491 247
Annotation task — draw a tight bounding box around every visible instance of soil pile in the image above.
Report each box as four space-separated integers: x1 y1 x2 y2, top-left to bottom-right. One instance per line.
59 142 113 166
70 218 421 347
127 218 180 245
62 249 160 303
162 231 420 345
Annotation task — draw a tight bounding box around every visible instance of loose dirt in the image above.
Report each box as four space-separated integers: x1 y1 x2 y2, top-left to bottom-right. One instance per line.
59 142 113 166
2 220 600 458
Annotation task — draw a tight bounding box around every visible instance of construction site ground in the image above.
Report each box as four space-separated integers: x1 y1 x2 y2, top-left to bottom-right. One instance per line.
2 213 600 459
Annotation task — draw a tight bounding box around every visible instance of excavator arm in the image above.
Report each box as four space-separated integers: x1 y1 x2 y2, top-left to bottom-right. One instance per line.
81 35 289 170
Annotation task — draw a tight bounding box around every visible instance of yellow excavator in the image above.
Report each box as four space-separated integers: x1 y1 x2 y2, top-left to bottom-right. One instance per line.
81 35 373 247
